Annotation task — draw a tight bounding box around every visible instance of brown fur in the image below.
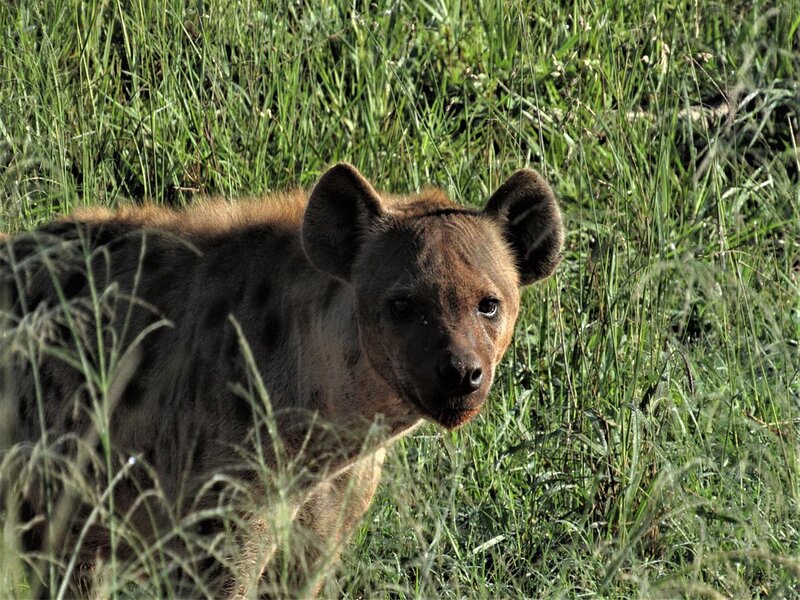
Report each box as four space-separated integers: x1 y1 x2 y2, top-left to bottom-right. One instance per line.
0 164 563 597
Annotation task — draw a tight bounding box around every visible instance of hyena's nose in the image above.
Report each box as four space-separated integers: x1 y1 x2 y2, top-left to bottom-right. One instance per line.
436 353 484 395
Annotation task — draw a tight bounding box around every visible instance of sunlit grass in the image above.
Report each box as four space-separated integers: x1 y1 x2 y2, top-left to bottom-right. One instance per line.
1 0 798 597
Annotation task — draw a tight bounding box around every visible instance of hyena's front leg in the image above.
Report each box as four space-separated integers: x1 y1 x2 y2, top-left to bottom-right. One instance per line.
246 448 387 599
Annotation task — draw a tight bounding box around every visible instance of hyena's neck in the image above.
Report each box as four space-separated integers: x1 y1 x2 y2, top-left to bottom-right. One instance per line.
277 266 422 439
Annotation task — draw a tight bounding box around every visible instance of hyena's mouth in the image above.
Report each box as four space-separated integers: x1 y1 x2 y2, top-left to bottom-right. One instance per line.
429 406 482 430
399 383 485 430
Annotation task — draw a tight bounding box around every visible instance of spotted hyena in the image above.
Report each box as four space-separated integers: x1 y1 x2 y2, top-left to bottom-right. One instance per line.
0 164 563 597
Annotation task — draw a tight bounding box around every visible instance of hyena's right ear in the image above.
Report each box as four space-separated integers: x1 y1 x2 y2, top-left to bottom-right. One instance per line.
302 163 385 283
483 169 564 286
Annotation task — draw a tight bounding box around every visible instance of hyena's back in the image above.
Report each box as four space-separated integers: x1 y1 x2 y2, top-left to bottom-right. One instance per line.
1 199 314 493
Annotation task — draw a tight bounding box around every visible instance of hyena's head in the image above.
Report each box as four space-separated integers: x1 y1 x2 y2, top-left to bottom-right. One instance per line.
302 164 563 429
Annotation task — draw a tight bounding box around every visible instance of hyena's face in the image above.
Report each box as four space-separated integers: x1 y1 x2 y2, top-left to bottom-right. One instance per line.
302 164 564 430
351 215 521 429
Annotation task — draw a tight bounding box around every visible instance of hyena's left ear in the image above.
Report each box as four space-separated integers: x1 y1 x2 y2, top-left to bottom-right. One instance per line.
302 163 385 283
483 169 564 286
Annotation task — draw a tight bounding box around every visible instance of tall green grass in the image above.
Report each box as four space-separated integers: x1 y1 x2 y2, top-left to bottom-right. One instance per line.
1 0 798 597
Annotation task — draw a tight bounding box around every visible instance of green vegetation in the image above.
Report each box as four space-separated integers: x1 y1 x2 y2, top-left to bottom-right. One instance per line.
1 0 798 597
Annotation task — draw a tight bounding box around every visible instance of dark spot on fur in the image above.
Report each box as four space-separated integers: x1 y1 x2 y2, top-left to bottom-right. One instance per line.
204 298 229 330
93 224 122 248
196 516 223 536
208 481 227 496
40 369 55 391
225 332 239 362
239 224 280 247
1 283 19 310
206 252 230 278
17 394 29 425
41 221 76 238
445 288 460 314
19 499 43 553
232 394 253 423
309 389 321 407
261 315 281 353
345 348 361 368
251 279 271 307
138 341 159 373
229 354 246 383
122 379 145 408
142 245 164 272
9 238 35 262
63 271 87 299
25 288 45 311
146 269 176 302
51 322 71 345
94 439 107 460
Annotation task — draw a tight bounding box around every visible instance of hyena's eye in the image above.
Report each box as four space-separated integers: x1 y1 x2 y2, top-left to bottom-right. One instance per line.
477 297 499 318
389 297 413 319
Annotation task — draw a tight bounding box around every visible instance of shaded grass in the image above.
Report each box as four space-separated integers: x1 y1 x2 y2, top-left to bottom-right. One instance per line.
1 0 798 597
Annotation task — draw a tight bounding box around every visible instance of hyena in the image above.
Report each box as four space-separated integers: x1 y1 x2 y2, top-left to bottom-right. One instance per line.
0 164 563 597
